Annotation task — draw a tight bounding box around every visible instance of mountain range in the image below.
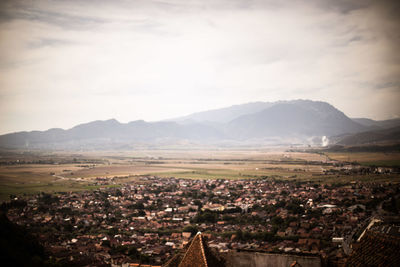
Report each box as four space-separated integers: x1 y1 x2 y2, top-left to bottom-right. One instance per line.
1 100 399 150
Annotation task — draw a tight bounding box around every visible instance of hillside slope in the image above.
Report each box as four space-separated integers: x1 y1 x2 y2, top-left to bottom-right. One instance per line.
0 100 371 149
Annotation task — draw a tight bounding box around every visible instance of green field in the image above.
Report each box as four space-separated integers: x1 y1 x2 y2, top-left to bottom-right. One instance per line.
360 160 400 167
326 152 400 167
145 169 400 184
0 179 120 202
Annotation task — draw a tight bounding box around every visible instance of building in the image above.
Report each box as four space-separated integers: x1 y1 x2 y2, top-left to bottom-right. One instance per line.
163 232 321 267
345 224 400 266
163 232 225 267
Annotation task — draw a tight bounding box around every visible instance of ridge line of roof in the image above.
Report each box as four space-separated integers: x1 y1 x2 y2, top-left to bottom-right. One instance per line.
178 233 202 267
199 233 208 267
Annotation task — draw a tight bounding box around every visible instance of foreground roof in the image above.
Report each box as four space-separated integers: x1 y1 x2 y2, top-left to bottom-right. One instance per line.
345 228 400 266
163 232 225 267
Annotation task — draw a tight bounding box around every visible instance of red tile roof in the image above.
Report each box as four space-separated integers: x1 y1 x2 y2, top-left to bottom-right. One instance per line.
163 233 225 267
345 229 400 266
178 233 208 267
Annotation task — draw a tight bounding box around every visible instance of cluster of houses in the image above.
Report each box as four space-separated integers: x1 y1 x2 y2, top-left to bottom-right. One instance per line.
5 176 399 266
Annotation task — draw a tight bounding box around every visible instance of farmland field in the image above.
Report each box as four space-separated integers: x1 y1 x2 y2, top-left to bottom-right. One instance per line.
326 152 400 167
0 149 399 201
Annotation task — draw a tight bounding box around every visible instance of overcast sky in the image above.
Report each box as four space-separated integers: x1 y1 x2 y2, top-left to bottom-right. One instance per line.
0 0 399 134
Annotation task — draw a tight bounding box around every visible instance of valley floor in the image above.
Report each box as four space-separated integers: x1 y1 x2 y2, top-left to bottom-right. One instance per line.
1 149 400 201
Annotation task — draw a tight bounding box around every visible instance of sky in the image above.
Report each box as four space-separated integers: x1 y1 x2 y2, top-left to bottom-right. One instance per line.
0 0 400 134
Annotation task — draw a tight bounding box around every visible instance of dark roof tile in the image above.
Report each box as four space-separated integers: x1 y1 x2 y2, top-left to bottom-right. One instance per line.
346 229 400 266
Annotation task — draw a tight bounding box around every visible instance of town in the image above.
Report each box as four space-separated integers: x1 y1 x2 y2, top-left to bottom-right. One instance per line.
4 175 400 266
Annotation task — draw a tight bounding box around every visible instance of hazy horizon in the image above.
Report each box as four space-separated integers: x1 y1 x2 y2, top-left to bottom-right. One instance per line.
0 99 397 135
1 0 400 134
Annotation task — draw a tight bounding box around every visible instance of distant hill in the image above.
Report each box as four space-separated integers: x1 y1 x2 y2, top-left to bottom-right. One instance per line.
0 100 382 150
336 125 400 146
352 118 400 129
0 119 224 149
171 101 275 124
227 100 364 139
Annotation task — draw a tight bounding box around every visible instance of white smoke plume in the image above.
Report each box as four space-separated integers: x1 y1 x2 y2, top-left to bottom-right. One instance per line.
322 136 329 147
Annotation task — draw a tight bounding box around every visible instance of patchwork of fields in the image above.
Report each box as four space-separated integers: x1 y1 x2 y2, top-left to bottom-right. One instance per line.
0 149 399 201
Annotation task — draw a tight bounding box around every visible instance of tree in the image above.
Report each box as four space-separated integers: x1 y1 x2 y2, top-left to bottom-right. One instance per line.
182 225 198 236
271 216 284 225
115 189 123 197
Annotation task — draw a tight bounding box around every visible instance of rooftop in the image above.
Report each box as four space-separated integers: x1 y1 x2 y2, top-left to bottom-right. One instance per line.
346 228 400 266
163 232 225 267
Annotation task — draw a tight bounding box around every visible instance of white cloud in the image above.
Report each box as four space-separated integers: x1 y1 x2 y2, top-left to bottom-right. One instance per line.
0 0 399 133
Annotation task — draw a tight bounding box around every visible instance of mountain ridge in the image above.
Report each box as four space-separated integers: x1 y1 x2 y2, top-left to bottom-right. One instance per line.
2 99 394 150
